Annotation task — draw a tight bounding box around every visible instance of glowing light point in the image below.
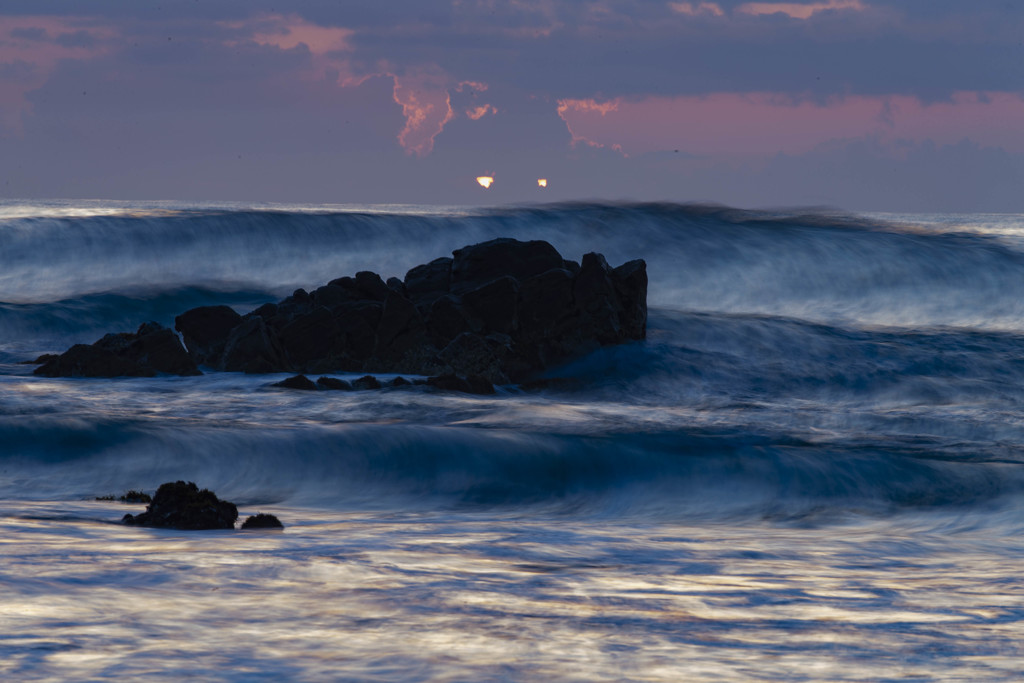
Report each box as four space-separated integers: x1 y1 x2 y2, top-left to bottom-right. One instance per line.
537 178 548 188
476 176 494 189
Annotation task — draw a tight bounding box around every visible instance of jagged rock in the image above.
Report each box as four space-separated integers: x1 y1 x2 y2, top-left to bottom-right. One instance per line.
438 332 512 384
278 306 343 369
613 259 648 340
221 317 282 373
386 277 406 296
241 513 284 529
120 490 152 504
375 291 423 353
462 276 520 335
426 294 473 346
352 375 382 390
317 376 353 390
35 322 199 378
175 305 243 366
450 238 563 294
389 376 411 387
273 374 318 390
51 239 646 385
122 481 237 530
404 257 452 305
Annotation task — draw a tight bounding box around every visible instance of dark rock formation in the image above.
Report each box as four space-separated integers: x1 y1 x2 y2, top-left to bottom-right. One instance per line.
39 239 646 384
35 322 200 378
352 374 382 390
122 481 237 530
241 513 284 529
172 238 645 382
273 374 318 390
174 305 243 367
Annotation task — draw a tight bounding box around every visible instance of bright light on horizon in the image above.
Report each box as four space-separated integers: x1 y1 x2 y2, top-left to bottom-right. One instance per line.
476 176 494 189
537 178 547 187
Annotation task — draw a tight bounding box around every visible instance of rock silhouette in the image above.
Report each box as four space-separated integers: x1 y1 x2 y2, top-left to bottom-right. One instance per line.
122 481 237 530
180 238 646 383
35 238 646 383
241 513 284 529
34 322 200 378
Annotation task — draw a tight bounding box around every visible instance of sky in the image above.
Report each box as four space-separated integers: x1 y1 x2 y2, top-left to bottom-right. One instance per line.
1 0 1022 211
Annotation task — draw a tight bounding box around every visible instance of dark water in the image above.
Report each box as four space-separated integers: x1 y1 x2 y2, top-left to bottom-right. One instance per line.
3 200 1024 680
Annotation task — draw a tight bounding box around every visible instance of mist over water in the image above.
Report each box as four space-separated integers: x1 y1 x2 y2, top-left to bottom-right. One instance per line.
4 200 1024 680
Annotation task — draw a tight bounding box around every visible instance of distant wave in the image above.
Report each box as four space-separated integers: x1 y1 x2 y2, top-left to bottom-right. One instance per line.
5 202 1024 331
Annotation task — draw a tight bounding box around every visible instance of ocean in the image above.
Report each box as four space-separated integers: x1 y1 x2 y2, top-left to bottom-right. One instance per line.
3 199 1024 681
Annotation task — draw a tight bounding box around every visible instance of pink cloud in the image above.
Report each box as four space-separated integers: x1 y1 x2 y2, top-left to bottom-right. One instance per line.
224 16 491 156
392 69 456 157
221 14 360 87
735 0 867 20
669 3 725 17
467 104 498 120
391 70 493 156
556 92 1024 158
557 98 620 147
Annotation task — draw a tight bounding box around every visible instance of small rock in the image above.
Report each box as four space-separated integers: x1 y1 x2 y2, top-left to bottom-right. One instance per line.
352 375 382 390
316 376 353 390
273 374 318 390
122 481 237 530
120 490 152 504
241 513 284 529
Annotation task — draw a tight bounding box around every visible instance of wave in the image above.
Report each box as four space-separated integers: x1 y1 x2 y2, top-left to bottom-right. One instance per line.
4 202 1024 331
2 414 1021 520
0 286 275 360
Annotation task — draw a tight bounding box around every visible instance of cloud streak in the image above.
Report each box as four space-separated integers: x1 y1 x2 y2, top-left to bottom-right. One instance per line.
735 0 867 20
557 91 1024 157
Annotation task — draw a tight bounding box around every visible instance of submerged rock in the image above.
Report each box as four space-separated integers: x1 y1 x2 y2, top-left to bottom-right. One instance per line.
241 513 284 529
122 481 237 530
35 322 200 378
352 374 382 390
316 376 353 390
273 374 318 390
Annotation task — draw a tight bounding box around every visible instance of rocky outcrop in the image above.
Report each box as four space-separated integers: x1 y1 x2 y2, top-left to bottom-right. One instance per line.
176 238 646 383
33 239 646 384
34 322 200 378
122 481 237 530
